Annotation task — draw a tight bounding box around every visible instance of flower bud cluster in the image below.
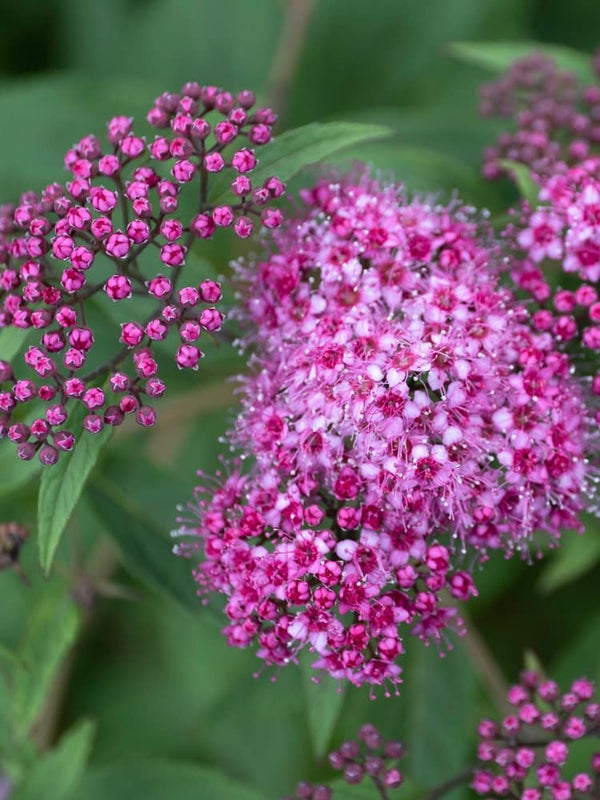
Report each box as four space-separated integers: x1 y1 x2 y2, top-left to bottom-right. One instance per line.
473 673 600 800
507 158 600 400
281 724 404 799
0 82 284 464
479 51 600 181
175 174 593 687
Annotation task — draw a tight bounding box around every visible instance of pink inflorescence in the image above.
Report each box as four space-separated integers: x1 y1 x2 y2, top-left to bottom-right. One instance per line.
480 50 600 181
174 174 593 687
281 723 404 799
507 157 600 402
0 82 284 464
473 673 600 800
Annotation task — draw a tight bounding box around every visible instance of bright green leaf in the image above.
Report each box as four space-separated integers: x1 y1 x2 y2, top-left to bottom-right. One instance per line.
0 326 31 362
13 590 80 741
497 159 540 204
448 41 595 84
37 403 112 575
301 654 346 759
538 527 600 593
87 473 201 614
211 122 391 204
78 760 268 800
11 719 95 800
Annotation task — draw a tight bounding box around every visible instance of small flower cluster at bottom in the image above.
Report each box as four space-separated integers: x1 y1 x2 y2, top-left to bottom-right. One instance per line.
473 673 600 800
281 724 404 799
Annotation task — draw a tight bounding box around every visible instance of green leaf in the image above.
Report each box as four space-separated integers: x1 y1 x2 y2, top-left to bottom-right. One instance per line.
0 667 11 749
301 655 346 760
211 121 391 203
404 640 477 788
0 326 31 362
13 590 80 741
37 403 112 575
497 159 540 204
538 526 600 593
0 444 40 497
87 472 200 614
11 719 95 800
328 777 420 800
78 760 268 800
448 41 595 84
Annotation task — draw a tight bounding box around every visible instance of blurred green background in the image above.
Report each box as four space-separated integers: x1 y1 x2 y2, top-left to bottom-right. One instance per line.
2 1 600 798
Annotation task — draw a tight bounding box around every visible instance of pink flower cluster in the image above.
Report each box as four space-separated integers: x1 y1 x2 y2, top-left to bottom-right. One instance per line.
175 175 593 687
473 673 600 800
480 51 600 181
0 81 284 464
281 723 404 800
508 158 600 397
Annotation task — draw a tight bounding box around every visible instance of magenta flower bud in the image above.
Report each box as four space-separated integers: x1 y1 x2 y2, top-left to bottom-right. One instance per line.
63 348 85 370
66 206 92 230
31 309 52 328
146 318 169 341
54 430 75 451
105 232 131 259
261 208 283 229
83 414 104 434
328 751 345 770
231 148 257 173
120 135 145 159
233 217 254 239
190 118 210 139
160 243 186 267
52 235 74 260
162 304 180 323
126 181 148 201
214 120 238 144
172 114 192 135
546 741 569 765
213 206 234 227
105 275 133 301
249 124 271 145
191 213 215 239
67 177 91 200
69 327 94 351
0 393 15 413
119 394 138 414
106 115 133 143
46 404 68 427
313 787 332 800
91 216 113 239
42 286 61 305
237 89 255 109
126 219 150 244
264 176 286 197
160 219 183 242
145 377 165 398
132 197 153 217
31 418 49 438
64 377 85 398
82 387 105 410
383 769 403 789
295 782 313 799
159 195 178 214
147 106 169 127
343 764 363 785
104 406 124 426
150 137 170 160
61 267 86 293
147 275 172 299
134 352 158 378
592 753 600 773
252 187 269 205
169 136 193 158
38 384 57 402
254 107 276 124
70 246 94 271
90 187 118 213
176 344 202 370
204 153 225 173
215 91 234 113
8 423 30 443
13 380 36 402
17 442 37 461
120 322 145 347
199 308 223 331
39 445 59 466
178 286 199 306
109 372 129 392
198 280 222 303
136 405 156 427
231 176 252 196
180 321 201 342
